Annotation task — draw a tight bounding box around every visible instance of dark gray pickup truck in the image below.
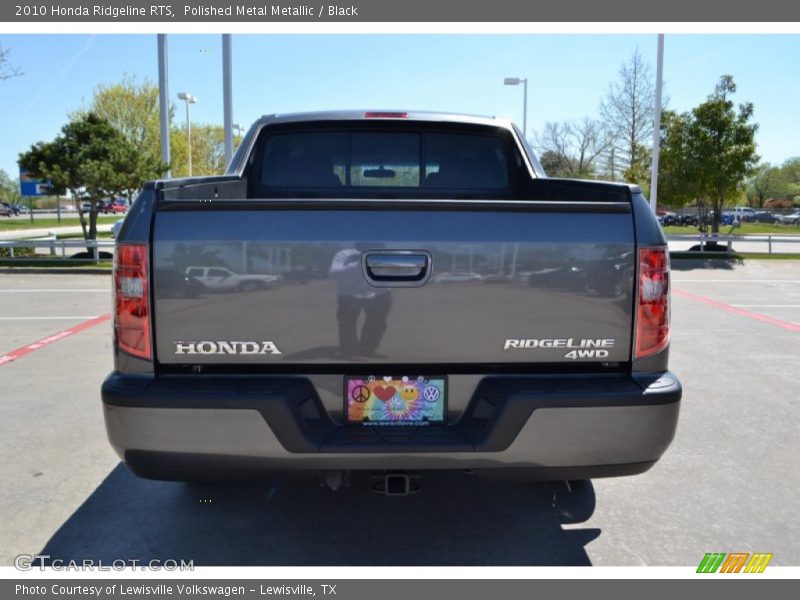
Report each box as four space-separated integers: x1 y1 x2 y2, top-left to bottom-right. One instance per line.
102 110 681 492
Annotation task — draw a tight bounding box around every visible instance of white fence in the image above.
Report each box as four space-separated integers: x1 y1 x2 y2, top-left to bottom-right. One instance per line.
666 234 800 255
0 237 116 261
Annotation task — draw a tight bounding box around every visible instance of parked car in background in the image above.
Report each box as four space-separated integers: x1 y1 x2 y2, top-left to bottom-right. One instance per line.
1 201 20 216
657 211 678 226
677 213 699 227
701 211 738 227
431 271 485 283
775 211 800 225
185 266 282 292
102 200 128 214
80 201 93 213
753 210 777 224
13 204 31 214
0 202 14 217
732 206 757 222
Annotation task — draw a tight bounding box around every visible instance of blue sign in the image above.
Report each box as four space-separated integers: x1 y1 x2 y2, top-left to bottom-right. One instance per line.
19 168 51 196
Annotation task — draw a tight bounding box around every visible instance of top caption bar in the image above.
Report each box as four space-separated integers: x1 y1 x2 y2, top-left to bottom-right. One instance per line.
2 0 800 22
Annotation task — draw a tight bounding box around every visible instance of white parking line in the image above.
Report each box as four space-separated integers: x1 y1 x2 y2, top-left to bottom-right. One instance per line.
0 289 108 293
673 279 800 283
732 305 800 308
0 316 102 320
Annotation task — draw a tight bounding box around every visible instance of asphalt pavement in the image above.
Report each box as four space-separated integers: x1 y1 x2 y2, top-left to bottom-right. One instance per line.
0 262 798 566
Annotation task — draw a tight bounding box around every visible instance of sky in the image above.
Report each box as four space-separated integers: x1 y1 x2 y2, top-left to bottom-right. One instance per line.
0 34 798 179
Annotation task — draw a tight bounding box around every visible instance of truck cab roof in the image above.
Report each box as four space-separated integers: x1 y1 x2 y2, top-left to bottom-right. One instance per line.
255 110 511 129
227 110 541 179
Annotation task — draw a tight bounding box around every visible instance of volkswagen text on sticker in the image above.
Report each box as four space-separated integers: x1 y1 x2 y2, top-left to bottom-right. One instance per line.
504 338 616 359
174 341 282 355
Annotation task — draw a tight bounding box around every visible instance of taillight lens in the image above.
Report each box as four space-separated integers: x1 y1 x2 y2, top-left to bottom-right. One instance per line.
635 247 670 359
114 244 151 360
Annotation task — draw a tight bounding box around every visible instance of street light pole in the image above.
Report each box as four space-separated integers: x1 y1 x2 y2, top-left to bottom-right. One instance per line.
222 34 233 166
157 34 171 177
504 77 528 139
177 92 197 176
522 79 527 139
650 34 665 214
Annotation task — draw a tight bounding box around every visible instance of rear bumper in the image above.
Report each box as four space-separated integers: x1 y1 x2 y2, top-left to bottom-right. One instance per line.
101 372 681 479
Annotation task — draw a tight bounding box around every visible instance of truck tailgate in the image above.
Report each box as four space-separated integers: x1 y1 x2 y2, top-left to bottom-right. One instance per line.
152 202 634 366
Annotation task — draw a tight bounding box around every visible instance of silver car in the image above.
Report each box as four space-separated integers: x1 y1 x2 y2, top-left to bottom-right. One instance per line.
775 211 800 225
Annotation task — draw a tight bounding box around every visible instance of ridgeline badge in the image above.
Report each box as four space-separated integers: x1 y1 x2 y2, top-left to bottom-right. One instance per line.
503 338 615 360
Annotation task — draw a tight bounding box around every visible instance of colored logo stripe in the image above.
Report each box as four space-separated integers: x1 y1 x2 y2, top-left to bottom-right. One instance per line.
744 553 773 573
697 552 773 573
719 553 749 573
697 553 726 573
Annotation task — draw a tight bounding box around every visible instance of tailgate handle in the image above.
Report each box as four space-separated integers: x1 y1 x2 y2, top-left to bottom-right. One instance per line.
364 252 430 283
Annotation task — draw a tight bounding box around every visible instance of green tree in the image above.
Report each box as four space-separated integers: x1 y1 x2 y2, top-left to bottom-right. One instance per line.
170 124 243 177
18 113 145 241
89 75 163 150
0 169 20 203
624 142 652 197
775 157 800 203
538 150 571 178
84 74 242 180
658 76 759 233
747 163 781 208
1 170 35 222
654 110 691 210
83 74 169 197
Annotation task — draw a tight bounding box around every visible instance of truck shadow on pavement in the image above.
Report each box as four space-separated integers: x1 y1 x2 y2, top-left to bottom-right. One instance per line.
39 464 600 566
670 257 739 271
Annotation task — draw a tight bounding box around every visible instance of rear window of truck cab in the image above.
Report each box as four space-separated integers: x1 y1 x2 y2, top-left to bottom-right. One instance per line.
248 124 518 197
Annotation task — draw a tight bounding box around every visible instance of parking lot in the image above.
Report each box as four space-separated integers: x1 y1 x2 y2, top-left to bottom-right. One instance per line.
0 262 798 566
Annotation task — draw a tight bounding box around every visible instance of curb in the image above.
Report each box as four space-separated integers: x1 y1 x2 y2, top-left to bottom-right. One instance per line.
669 251 737 259
0 267 112 275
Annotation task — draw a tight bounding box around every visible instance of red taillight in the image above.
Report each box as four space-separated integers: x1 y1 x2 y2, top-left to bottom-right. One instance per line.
364 111 408 119
114 243 151 360
635 247 670 359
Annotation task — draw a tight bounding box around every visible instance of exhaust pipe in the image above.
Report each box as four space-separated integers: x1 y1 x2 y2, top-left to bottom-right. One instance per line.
371 471 420 496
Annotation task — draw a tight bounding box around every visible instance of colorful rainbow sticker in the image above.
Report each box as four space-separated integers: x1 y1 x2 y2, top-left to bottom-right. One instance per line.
345 376 446 425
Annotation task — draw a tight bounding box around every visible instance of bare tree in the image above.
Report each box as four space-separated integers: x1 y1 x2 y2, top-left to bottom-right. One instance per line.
535 122 571 176
534 117 611 178
0 43 22 81
599 48 656 182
